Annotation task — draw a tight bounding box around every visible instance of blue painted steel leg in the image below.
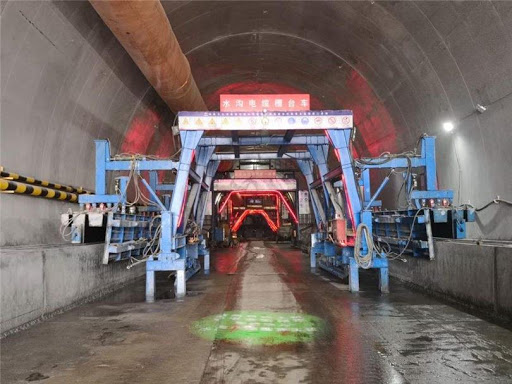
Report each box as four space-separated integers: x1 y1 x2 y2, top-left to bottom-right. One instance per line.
310 233 318 271
204 251 210 275
198 237 210 274
166 131 204 299
176 270 186 299
146 267 155 303
379 266 389 293
349 257 359 292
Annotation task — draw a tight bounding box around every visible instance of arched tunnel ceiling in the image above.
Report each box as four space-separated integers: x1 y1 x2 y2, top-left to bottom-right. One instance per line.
161 1 512 156
1 0 511 245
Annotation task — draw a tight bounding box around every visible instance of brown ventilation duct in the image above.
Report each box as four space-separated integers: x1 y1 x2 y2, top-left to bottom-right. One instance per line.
90 0 207 112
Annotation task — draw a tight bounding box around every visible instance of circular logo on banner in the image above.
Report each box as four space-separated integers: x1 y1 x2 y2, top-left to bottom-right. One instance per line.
314 117 322 125
328 117 336 126
261 117 269 126
274 117 282 125
249 117 257 125
341 116 351 127
301 117 309 125
288 117 296 125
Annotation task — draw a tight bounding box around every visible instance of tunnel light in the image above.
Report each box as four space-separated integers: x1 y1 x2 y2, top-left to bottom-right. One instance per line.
442 121 455 133
476 104 487 114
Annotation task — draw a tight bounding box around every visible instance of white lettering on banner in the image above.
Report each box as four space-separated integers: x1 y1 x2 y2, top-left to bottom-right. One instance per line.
249 99 257 108
222 100 230 108
288 99 296 108
275 99 283 107
236 99 243 108
261 99 270 108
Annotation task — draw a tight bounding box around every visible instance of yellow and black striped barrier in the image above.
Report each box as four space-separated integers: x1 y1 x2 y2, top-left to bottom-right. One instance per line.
0 178 78 202
0 167 92 194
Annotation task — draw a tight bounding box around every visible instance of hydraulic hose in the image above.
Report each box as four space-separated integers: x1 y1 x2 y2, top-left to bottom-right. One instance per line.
354 223 374 269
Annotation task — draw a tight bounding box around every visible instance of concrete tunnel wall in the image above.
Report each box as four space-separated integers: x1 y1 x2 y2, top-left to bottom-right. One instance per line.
1 1 512 330
2 1 511 247
0 0 177 247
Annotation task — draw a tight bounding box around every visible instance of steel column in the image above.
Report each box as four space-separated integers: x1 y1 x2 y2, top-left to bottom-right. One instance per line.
196 160 220 229
307 144 334 219
325 130 363 226
296 159 326 227
183 146 215 225
170 130 204 240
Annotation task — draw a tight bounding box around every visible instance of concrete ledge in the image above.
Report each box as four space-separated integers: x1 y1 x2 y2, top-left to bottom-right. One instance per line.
390 241 512 321
1 243 144 336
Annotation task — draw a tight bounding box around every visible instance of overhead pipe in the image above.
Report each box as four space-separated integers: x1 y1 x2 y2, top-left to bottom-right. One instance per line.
89 0 207 112
0 179 78 202
0 168 92 194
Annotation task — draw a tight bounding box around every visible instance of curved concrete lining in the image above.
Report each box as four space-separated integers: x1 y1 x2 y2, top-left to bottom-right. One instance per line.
1 0 511 247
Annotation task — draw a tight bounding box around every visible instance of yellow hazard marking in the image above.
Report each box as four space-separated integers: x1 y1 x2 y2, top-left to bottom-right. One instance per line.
27 177 35 183
47 189 55 198
32 186 42 196
15 184 27 193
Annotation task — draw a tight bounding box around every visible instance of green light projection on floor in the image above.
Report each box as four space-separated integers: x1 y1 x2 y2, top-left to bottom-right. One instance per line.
191 311 325 346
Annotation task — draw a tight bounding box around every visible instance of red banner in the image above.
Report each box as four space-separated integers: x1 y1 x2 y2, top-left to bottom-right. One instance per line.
220 94 310 112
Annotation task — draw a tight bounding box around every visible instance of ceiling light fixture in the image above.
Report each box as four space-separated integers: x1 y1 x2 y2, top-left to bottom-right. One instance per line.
442 121 455 133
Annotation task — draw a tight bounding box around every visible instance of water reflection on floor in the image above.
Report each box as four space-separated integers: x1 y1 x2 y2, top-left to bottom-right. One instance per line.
2 241 512 383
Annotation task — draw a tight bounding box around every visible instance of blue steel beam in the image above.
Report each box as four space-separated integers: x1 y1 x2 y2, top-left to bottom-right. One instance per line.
105 160 179 171
232 131 240 159
183 146 215 224
307 144 333 219
296 160 326 227
198 136 329 146
95 140 109 195
196 160 220 229
356 137 437 193
170 130 204 242
325 129 363 226
211 152 311 160
277 130 295 157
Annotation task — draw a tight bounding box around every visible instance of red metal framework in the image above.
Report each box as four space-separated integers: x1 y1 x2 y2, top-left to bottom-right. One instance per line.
219 190 298 224
231 209 279 233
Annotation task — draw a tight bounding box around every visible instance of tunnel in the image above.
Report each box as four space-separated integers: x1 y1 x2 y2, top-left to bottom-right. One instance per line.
1 1 512 383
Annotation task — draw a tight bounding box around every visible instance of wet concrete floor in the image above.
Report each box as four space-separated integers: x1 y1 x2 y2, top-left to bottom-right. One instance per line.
2 241 512 383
